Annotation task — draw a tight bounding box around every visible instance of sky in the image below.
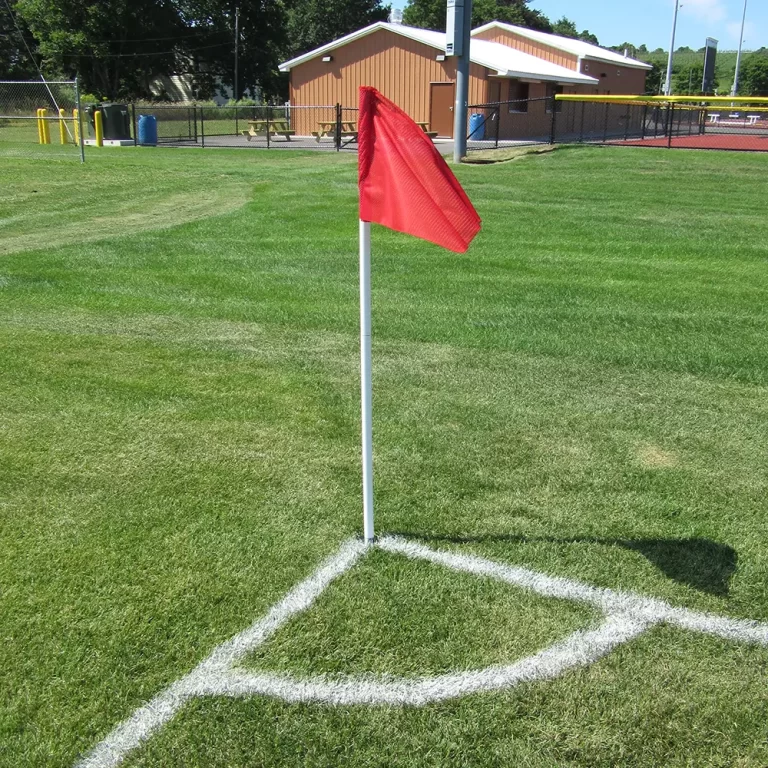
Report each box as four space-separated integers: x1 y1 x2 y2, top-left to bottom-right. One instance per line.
530 0 765 51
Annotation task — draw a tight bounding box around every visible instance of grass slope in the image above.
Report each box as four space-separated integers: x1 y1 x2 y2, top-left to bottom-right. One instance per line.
1 145 767 767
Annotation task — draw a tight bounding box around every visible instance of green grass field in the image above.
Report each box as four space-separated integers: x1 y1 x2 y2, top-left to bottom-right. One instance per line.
1 144 768 767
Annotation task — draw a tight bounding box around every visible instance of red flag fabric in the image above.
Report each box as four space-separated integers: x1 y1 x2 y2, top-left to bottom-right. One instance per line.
358 86 481 254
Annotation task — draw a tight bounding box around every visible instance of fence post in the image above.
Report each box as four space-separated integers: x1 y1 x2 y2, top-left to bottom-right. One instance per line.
667 103 674 148
131 103 137 146
58 109 67 144
193 106 198 143
623 106 630 142
267 105 271 148
602 102 610 143
201 106 205 148
94 109 103 147
335 103 341 151
578 101 585 143
494 105 500 148
74 76 85 162
549 96 557 145
641 104 647 141
235 104 238 137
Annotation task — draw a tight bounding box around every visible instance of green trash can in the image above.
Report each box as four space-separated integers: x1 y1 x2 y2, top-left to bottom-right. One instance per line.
100 103 132 140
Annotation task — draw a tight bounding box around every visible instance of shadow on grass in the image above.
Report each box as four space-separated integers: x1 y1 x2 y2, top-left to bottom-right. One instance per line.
392 532 737 597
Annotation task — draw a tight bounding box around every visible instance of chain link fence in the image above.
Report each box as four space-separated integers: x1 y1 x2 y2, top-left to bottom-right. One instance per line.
0 80 84 161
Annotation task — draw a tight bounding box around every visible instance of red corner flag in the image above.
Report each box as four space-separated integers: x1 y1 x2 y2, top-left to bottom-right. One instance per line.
358 86 481 254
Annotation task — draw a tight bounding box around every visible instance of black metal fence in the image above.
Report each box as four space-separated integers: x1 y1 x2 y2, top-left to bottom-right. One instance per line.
80 103 358 151
466 97 768 153
74 98 768 154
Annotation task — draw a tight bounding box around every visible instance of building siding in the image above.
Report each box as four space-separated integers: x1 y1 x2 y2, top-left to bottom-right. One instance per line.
579 59 648 95
472 28 579 70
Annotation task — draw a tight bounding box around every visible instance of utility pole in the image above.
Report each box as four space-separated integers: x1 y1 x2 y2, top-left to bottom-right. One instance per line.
731 0 748 97
663 0 680 96
234 5 240 102
447 0 473 162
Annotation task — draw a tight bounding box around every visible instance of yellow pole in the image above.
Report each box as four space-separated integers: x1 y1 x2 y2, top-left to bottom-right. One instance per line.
40 108 51 144
556 93 768 104
73 109 80 145
37 109 44 144
58 108 67 144
94 109 103 147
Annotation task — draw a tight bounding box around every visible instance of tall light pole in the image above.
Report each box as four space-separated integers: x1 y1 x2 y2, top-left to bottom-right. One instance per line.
663 0 681 96
731 0 748 97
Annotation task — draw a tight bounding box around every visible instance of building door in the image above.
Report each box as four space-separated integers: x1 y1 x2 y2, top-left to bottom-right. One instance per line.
430 82 455 138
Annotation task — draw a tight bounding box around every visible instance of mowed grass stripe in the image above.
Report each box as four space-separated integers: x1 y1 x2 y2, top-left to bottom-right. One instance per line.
0 145 767 767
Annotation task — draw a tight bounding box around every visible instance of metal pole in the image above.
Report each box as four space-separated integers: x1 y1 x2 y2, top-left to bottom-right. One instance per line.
663 0 680 96
359 219 374 543
452 0 473 162
74 76 85 163
667 103 674 148
731 0 748 96
234 5 239 103
549 95 557 144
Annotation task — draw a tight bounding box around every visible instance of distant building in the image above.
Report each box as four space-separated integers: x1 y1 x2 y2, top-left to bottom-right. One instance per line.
279 21 652 138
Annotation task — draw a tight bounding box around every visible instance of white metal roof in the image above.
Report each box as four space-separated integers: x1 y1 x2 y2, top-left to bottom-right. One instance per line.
279 23 441 72
470 39 597 84
279 22 598 84
472 22 653 70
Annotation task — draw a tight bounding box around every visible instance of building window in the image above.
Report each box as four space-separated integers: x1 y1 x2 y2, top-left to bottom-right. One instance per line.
546 84 563 112
508 81 529 112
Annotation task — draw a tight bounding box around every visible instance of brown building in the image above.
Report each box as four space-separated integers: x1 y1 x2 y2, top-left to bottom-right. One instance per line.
279 21 652 139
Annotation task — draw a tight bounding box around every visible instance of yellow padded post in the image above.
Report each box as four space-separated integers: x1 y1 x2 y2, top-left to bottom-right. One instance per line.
94 109 103 147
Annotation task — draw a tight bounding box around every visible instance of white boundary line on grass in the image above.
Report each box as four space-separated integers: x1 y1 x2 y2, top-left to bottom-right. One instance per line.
76 535 768 768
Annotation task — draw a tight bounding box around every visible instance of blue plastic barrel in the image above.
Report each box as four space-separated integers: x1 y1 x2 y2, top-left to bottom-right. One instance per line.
137 114 158 146
468 113 485 141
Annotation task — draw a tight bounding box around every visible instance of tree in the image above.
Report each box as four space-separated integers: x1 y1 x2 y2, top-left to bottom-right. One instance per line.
645 62 663 95
738 50 768 96
671 63 715 95
175 0 290 102
550 15 597 45
551 16 577 38
0 1 38 79
285 0 389 58
403 0 551 34
15 0 185 99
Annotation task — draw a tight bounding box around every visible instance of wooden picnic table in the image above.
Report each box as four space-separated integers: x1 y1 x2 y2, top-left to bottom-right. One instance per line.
311 119 438 143
313 120 358 142
242 119 295 141
416 121 439 138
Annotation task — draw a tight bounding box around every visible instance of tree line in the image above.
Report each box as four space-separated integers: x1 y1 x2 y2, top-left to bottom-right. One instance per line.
2 0 604 101
4 0 765 101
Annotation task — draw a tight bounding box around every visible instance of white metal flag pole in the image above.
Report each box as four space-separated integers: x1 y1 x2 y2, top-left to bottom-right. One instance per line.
359 219 374 542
